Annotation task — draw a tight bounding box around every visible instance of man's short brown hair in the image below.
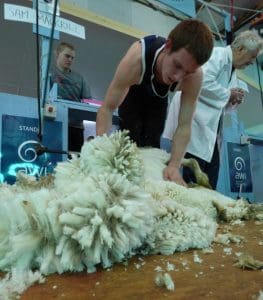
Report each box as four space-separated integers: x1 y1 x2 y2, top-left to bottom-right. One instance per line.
168 19 214 66
55 42 75 55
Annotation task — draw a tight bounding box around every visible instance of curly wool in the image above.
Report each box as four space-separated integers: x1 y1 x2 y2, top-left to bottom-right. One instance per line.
0 187 58 273
0 131 252 274
144 179 218 220
0 269 45 300
0 130 257 299
143 180 217 254
54 173 155 272
0 173 154 275
53 154 84 194
79 131 143 185
140 148 253 224
53 131 143 195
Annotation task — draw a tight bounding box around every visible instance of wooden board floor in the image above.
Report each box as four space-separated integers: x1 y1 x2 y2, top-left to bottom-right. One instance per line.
17 220 263 300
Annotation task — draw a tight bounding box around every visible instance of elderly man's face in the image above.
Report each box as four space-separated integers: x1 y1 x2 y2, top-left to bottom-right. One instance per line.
235 48 258 69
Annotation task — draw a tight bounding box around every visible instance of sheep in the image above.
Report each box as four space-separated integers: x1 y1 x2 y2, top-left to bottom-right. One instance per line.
0 130 261 299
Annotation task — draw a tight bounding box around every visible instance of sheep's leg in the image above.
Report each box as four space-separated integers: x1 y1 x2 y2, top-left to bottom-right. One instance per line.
182 158 212 189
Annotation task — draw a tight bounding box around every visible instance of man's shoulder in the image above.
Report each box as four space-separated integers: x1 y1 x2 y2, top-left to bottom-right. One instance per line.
212 45 231 56
142 35 166 46
68 69 85 81
143 35 162 41
204 46 231 67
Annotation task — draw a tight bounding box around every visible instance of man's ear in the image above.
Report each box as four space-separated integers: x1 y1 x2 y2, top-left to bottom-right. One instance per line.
165 39 172 51
237 45 245 53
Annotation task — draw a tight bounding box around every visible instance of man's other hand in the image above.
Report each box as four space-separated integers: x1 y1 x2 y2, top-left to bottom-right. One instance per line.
163 165 187 187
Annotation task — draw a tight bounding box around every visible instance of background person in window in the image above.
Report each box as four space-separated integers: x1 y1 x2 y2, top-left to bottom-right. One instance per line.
50 42 91 152
96 19 214 187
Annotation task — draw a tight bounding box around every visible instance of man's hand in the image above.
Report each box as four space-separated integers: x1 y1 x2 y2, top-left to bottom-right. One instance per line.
229 88 244 106
163 164 187 187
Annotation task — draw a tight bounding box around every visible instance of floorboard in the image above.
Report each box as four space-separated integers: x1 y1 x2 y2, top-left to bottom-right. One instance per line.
17 220 263 300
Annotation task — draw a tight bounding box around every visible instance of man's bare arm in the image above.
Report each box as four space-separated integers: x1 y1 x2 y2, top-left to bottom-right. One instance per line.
163 68 203 186
96 41 142 135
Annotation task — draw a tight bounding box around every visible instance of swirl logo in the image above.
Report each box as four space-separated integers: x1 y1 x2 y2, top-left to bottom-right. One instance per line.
18 140 39 163
234 157 245 171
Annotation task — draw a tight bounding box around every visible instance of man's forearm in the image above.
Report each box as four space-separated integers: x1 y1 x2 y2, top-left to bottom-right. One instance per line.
96 106 113 136
169 127 190 168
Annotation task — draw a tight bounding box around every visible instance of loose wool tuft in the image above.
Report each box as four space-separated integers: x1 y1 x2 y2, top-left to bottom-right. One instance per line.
0 269 45 300
0 130 259 298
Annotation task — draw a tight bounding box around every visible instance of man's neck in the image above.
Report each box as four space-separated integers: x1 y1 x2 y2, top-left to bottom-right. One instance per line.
155 52 165 84
57 65 70 73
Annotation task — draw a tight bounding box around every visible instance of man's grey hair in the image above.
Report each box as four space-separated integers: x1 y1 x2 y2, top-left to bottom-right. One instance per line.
232 30 263 54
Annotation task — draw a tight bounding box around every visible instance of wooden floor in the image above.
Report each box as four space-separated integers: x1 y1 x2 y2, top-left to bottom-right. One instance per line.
19 220 263 300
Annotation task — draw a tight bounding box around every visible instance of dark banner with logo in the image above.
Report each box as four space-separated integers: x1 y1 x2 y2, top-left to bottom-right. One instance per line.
1 114 63 184
227 142 253 193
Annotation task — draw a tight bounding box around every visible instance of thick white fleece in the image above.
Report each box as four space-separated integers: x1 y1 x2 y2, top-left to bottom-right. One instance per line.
0 131 253 298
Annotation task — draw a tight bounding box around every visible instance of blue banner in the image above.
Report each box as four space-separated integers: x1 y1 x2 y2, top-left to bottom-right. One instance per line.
157 0 196 17
227 142 253 193
1 115 63 184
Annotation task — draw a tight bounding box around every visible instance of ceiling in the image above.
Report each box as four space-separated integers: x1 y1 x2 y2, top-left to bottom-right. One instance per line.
196 0 263 36
134 0 263 38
